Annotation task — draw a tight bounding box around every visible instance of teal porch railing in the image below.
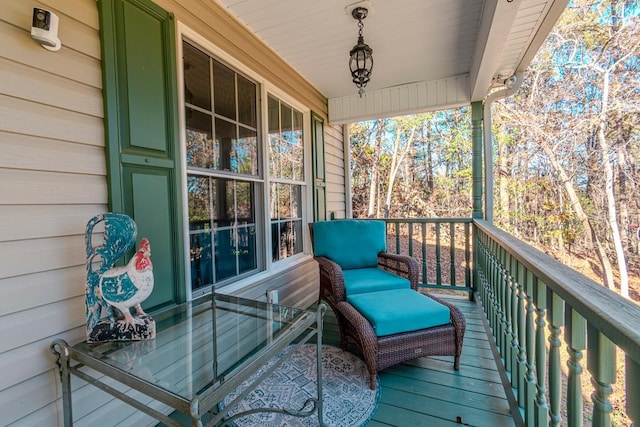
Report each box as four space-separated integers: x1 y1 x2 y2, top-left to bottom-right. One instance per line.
475 219 639 427
384 218 473 293
383 217 639 426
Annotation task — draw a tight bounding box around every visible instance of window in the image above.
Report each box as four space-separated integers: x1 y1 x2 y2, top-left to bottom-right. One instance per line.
183 41 260 293
182 40 307 295
268 96 304 261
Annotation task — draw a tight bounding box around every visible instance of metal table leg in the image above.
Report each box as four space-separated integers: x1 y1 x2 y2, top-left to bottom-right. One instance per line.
50 339 73 427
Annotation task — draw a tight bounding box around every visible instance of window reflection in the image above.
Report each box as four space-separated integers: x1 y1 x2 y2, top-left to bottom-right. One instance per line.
184 41 262 294
267 95 305 262
188 175 257 290
270 183 302 261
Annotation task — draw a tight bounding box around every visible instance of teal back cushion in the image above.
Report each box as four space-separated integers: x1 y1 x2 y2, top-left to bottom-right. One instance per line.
313 220 387 269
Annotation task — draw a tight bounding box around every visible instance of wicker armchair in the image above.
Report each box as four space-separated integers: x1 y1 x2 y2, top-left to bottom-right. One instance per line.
310 220 465 390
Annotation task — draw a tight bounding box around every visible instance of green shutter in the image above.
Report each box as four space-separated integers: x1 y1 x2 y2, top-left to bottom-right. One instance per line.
311 112 327 221
99 0 186 308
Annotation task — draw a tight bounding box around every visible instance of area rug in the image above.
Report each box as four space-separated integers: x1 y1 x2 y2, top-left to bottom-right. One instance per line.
221 344 379 427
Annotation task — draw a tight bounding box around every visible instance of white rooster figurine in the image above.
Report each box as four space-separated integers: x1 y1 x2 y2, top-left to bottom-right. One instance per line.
99 238 154 326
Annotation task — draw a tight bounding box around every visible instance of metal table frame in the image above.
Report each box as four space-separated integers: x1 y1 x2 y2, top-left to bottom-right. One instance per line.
50 294 327 427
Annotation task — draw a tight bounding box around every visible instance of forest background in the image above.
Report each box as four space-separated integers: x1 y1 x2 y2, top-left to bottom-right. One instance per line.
349 0 639 302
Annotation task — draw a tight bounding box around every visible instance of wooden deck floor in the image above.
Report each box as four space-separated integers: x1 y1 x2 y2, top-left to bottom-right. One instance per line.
322 295 518 427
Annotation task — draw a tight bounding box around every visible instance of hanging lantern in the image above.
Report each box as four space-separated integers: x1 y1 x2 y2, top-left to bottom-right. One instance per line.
349 7 373 98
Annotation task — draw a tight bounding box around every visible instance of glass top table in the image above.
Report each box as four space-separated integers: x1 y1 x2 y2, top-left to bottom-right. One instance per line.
51 293 326 427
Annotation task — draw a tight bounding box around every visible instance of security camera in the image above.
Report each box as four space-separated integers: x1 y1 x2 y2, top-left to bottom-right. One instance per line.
31 7 61 51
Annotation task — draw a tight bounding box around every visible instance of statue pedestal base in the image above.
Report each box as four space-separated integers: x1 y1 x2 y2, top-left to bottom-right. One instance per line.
88 314 155 343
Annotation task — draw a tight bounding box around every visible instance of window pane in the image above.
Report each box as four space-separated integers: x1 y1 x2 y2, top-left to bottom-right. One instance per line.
280 104 293 179
213 60 236 120
183 42 211 110
237 75 256 127
270 182 279 220
278 184 301 219
268 96 279 134
221 178 235 226
190 231 212 291
268 98 304 182
291 220 303 256
237 127 258 175
188 175 213 224
268 97 280 177
236 181 254 223
281 103 292 133
238 224 257 274
214 227 235 281
270 184 302 261
215 118 236 172
185 109 215 169
188 175 214 291
273 220 302 261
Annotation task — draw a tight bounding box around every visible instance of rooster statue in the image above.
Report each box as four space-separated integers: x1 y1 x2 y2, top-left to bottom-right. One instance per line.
85 213 155 342
99 237 154 326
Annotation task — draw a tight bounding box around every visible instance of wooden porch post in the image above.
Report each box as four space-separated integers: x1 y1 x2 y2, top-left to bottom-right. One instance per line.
471 101 484 219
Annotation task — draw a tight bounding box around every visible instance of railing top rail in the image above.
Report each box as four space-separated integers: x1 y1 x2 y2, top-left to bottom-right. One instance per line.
474 219 640 363
384 218 473 224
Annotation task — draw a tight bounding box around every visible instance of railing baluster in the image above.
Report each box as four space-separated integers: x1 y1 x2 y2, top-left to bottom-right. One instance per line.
408 221 414 258
394 222 400 254
435 223 442 286
421 222 427 286
534 280 548 427
626 355 639 426
565 307 586 427
490 244 499 334
498 249 508 360
547 291 564 427
449 222 456 287
588 326 616 427
464 222 471 290
515 262 526 405
524 272 537 426
510 258 520 390
503 253 515 378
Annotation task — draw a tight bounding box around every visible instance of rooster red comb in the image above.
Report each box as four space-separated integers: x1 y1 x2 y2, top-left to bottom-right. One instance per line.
139 238 150 252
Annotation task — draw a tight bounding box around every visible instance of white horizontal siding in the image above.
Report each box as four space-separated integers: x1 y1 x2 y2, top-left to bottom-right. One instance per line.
0 0 106 426
324 124 346 219
328 76 470 124
0 205 105 242
0 95 104 144
0 58 103 117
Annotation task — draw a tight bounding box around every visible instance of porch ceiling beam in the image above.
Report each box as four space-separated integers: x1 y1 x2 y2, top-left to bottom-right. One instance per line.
468 0 522 101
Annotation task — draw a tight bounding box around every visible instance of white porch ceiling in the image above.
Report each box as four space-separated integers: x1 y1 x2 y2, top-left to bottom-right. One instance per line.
215 0 568 122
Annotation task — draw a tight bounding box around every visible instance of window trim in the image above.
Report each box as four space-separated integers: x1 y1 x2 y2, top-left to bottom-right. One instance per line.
177 23 313 300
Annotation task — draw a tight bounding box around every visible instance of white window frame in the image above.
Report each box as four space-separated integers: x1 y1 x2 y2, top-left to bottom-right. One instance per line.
177 23 313 299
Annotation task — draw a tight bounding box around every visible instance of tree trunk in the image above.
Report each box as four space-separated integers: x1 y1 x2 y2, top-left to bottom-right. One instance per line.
616 131 630 254
497 138 509 225
384 126 416 217
597 68 628 297
540 138 616 290
367 119 384 218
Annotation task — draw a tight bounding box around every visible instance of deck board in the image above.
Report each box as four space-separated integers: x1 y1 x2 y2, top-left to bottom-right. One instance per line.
322 295 517 427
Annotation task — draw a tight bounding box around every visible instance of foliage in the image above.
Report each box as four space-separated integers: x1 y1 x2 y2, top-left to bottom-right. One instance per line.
349 0 640 297
494 0 640 294
350 109 472 219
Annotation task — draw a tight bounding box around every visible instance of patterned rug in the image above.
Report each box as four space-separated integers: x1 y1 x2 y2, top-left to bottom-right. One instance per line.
221 344 379 427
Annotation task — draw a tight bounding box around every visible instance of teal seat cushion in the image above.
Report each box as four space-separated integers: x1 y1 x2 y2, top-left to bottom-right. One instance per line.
347 289 451 337
313 220 386 269
343 268 410 296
